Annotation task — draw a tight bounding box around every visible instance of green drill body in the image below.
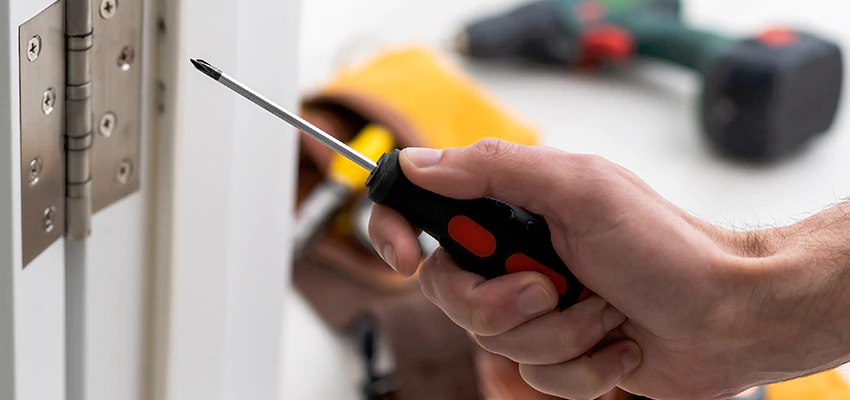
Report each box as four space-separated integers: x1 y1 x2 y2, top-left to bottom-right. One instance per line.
461 0 733 74
459 0 844 161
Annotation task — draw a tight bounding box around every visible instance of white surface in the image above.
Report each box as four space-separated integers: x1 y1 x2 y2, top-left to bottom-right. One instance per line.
1 1 68 400
157 0 300 399
65 0 159 398
283 0 850 398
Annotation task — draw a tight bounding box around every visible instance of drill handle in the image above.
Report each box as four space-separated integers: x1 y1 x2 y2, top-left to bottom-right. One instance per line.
619 13 733 72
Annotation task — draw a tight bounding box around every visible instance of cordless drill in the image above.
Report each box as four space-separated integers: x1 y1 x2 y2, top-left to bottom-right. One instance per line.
455 0 844 160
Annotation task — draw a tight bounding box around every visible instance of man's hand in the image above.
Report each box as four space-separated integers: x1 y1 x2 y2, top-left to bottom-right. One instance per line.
368 139 850 400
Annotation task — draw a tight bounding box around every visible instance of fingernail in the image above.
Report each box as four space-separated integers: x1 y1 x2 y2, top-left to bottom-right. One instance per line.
405 148 442 169
516 284 556 317
602 304 627 331
620 344 641 374
380 244 397 271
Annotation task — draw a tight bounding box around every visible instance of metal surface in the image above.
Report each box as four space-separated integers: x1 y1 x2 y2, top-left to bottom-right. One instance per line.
115 160 133 184
99 0 117 19
192 60 378 172
219 71 378 172
27 36 42 62
29 158 44 184
19 1 66 267
293 181 353 260
42 88 56 114
98 112 116 137
117 45 134 71
66 0 93 37
91 0 143 213
65 0 94 240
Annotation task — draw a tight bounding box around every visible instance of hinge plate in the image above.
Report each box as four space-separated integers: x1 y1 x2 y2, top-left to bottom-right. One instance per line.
91 0 143 212
19 1 66 268
19 0 144 268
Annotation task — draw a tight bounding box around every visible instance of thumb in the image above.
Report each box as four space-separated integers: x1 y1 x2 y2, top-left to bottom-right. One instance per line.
399 139 599 219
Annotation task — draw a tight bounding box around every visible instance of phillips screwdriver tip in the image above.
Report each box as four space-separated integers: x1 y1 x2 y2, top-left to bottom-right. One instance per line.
190 58 222 81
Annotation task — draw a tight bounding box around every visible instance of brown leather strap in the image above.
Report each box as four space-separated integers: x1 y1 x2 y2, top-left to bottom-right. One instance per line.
295 258 482 400
370 291 481 400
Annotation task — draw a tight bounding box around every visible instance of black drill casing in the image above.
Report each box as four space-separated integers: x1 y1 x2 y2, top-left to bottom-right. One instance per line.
701 33 844 160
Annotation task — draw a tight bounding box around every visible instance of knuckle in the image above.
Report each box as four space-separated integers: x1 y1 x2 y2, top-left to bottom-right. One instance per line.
471 138 521 161
570 154 616 183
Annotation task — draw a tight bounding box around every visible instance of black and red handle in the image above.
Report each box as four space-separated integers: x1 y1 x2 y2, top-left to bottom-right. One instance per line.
366 149 590 309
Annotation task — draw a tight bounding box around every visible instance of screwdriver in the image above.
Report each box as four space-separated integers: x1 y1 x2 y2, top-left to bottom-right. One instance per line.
190 59 590 309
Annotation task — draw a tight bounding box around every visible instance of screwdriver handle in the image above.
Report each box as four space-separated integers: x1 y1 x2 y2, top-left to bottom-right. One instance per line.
366 149 589 309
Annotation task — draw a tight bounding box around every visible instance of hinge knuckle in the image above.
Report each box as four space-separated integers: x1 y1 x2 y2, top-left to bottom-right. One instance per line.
65 0 93 37
67 146 92 184
66 47 92 85
64 0 94 240
66 182 92 240
66 99 92 137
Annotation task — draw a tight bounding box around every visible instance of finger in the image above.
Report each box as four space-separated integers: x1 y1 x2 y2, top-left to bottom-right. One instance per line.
398 139 613 217
419 249 558 336
474 295 626 365
368 204 422 277
520 341 642 400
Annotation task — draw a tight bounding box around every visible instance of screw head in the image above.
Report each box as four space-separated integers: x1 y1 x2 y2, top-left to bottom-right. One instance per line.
27 36 41 62
42 88 56 115
116 160 133 185
43 207 56 233
117 46 135 71
100 0 117 19
28 158 43 185
99 112 117 137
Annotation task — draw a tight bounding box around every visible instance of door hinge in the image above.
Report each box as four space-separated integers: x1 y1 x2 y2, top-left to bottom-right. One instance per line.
19 0 144 267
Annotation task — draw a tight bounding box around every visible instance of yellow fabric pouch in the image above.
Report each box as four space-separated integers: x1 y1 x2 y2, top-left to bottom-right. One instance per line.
298 45 538 171
767 370 850 400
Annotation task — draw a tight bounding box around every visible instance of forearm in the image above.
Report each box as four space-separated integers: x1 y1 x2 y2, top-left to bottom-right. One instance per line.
727 202 850 381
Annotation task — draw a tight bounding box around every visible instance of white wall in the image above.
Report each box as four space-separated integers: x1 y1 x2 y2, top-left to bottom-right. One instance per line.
158 0 301 399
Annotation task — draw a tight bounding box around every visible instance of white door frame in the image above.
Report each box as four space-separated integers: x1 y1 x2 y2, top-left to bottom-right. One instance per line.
2 0 301 398
151 0 301 399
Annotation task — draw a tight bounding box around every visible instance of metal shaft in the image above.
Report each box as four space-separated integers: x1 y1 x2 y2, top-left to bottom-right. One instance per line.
211 67 378 172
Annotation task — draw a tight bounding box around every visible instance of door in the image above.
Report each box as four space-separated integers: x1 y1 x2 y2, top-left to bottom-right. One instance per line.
1 0 300 399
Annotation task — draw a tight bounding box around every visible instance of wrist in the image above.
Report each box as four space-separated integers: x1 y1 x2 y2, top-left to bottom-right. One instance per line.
717 214 850 382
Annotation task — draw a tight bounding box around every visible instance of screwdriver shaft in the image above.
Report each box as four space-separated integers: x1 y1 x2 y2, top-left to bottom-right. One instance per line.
191 59 378 172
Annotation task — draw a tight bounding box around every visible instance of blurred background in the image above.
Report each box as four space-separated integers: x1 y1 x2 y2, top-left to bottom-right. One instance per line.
284 0 850 399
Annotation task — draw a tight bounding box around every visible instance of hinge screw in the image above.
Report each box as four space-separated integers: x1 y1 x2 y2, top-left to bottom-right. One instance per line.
116 160 133 185
43 207 56 234
99 112 117 137
117 46 135 71
100 0 118 19
27 36 41 62
42 88 56 115
28 158 43 185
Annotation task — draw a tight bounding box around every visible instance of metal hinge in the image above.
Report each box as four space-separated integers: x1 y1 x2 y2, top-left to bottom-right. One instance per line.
19 0 144 267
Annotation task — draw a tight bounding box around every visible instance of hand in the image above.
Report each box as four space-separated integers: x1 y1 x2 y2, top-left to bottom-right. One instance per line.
368 140 850 399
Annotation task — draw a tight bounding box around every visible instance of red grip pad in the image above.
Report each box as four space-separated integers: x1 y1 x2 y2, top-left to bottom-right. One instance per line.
506 253 568 296
448 216 497 258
